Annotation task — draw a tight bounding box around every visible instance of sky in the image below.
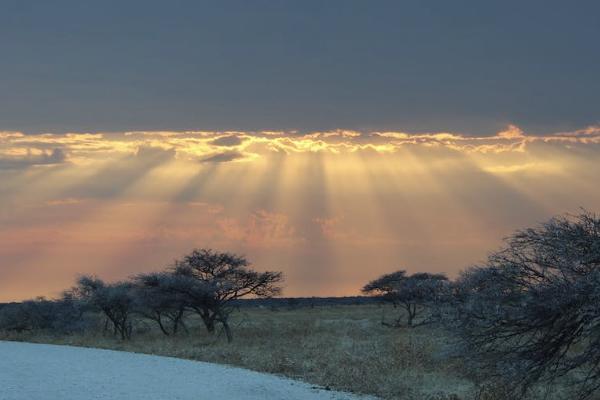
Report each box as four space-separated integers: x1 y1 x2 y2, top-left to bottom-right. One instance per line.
1 2 599 301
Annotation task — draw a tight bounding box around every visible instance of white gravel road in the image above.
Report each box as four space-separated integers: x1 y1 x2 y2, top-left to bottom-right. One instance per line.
0 341 371 400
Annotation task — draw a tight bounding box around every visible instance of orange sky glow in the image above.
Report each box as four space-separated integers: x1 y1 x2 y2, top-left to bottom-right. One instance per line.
1 126 600 302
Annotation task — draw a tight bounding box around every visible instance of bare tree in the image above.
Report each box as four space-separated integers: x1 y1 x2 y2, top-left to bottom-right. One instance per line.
169 249 283 342
450 211 600 399
69 276 135 340
363 270 449 327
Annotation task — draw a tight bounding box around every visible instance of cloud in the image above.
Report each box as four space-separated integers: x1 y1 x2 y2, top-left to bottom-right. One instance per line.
482 162 563 174
0 148 66 170
200 151 246 163
217 210 303 248
1 125 600 169
211 135 244 147
45 198 85 206
495 125 525 139
134 145 176 161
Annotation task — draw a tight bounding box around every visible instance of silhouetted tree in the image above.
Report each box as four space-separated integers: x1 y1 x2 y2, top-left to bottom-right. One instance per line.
363 270 449 327
170 249 283 342
450 211 600 399
69 276 135 340
132 272 188 336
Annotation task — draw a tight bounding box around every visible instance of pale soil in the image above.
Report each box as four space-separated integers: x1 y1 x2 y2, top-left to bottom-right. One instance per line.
0 341 373 400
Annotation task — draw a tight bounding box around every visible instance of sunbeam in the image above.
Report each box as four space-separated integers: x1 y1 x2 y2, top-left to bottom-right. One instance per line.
2 127 600 301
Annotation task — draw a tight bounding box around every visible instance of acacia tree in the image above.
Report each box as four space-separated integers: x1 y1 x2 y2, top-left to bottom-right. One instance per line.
132 272 188 336
450 211 600 399
168 249 283 342
362 270 449 327
69 276 135 340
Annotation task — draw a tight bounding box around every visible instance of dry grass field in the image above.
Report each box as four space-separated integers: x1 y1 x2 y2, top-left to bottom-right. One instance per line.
0 304 572 400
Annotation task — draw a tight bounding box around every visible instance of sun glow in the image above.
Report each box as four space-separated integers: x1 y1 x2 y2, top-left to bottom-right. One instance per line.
1 126 600 301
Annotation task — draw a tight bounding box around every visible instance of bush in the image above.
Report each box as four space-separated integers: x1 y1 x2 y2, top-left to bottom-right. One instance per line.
68 276 136 340
449 211 600 399
0 296 86 334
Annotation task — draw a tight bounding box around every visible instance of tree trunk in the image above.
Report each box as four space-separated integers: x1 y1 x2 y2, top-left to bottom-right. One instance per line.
408 304 417 327
404 303 416 327
157 316 170 336
201 314 216 334
222 320 233 343
171 308 185 335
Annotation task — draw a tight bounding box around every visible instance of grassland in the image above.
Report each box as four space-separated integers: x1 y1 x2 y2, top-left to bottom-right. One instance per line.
0 304 571 400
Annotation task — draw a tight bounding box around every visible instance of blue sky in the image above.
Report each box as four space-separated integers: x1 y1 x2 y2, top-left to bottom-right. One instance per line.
1 0 599 134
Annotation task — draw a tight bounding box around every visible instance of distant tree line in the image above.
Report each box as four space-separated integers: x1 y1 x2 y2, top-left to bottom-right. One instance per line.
234 296 380 309
2 211 600 398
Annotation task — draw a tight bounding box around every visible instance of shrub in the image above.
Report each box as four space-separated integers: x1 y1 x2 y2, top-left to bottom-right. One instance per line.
68 276 136 340
0 296 86 334
450 211 600 398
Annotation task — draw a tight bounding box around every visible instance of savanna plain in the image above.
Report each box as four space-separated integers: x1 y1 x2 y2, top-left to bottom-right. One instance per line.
0 304 571 400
